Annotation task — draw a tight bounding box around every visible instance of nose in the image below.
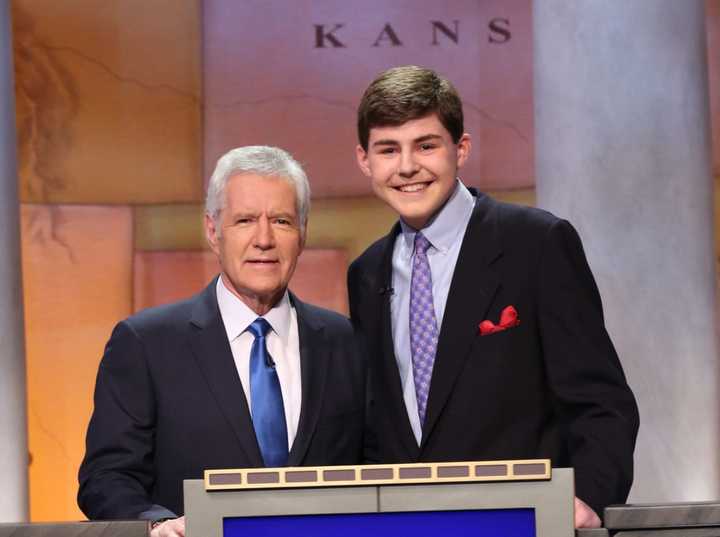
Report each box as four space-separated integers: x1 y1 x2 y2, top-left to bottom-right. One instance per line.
398 150 419 178
253 217 275 250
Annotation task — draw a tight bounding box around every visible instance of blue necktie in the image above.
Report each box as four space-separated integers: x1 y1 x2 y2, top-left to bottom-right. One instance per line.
248 318 288 467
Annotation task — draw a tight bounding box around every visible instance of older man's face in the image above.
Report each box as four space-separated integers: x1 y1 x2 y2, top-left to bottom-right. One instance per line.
205 173 304 314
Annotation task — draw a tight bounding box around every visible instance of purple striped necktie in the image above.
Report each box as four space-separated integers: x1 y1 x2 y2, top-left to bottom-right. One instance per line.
409 232 439 426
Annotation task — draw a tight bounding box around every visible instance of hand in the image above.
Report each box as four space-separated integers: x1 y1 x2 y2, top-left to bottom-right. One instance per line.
574 497 601 529
150 516 185 537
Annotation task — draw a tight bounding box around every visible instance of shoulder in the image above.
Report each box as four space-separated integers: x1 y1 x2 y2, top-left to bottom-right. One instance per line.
348 225 397 287
349 233 391 271
479 193 561 233
120 286 211 339
294 298 353 337
473 193 583 251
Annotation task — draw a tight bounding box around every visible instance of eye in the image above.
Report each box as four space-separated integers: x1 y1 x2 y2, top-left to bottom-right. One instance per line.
234 217 254 225
272 217 295 227
378 147 397 155
419 142 436 151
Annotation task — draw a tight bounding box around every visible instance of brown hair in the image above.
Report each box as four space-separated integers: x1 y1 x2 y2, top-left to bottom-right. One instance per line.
357 65 464 150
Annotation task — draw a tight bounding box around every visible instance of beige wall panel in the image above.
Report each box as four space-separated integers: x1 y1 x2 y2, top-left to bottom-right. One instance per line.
133 189 534 260
134 204 206 252
21 205 133 521
134 249 349 315
203 0 533 197
133 201 397 259
12 0 201 204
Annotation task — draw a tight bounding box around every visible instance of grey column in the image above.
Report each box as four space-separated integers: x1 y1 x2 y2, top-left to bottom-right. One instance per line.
534 1 718 503
0 0 29 522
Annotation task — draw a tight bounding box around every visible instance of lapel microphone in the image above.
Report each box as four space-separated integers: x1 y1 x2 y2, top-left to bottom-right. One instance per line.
378 286 395 296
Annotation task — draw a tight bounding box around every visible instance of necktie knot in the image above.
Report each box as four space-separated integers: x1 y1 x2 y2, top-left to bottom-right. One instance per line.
248 318 272 339
414 232 432 256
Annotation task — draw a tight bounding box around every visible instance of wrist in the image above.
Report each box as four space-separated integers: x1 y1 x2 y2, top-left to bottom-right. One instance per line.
150 518 174 530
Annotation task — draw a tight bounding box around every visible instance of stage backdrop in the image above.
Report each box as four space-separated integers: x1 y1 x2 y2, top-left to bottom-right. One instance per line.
8 0 719 522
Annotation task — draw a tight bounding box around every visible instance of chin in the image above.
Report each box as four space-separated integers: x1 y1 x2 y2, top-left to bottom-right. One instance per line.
401 207 433 224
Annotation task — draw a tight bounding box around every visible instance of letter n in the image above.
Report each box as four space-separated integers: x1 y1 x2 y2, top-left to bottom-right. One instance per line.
431 20 459 45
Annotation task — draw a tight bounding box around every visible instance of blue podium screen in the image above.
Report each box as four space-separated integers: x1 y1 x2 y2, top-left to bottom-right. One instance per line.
223 508 535 537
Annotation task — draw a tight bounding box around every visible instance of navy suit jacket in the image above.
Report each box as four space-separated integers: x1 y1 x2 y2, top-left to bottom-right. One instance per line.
78 279 366 519
348 191 639 516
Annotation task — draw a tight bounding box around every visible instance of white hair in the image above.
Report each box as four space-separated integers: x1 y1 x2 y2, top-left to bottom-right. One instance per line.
206 146 311 234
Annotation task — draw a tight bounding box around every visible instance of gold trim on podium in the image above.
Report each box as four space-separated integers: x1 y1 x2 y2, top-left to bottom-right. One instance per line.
204 459 551 491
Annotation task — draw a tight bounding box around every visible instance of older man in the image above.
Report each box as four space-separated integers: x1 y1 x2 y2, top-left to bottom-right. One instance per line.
79 146 366 536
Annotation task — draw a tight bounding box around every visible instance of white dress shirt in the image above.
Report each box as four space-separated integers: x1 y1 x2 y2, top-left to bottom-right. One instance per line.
215 277 302 450
390 180 475 444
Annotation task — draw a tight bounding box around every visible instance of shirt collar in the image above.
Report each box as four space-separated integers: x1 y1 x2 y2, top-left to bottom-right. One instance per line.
215 276 292 343
399 179 475 254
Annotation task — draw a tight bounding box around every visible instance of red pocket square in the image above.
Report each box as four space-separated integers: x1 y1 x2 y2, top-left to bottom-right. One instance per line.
478 305 521 336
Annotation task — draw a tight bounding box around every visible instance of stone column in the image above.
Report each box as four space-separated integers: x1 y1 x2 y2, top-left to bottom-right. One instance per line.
0 0 29 522
534 1 718 502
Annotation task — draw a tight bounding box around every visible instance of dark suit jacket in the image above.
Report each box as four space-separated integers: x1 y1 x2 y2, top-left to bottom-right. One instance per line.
348 191 639 516
78 279 366 519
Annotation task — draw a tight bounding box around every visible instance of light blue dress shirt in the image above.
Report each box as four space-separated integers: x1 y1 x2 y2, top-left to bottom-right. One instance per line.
390 180 475 445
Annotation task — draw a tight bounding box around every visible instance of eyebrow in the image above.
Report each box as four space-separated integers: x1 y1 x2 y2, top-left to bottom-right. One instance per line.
269 212 296 219
370 134 444 148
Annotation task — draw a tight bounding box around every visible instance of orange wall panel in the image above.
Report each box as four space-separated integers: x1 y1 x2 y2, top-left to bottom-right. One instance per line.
21 205 133 521
12 0 202 204
287 249 349 315
134 249 348 315
133 250 220 312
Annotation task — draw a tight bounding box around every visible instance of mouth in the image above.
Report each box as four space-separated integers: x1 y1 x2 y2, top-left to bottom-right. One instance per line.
393 181 432 193
247 259 279 266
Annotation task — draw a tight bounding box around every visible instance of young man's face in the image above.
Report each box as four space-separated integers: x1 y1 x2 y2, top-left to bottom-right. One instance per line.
356 113 471 229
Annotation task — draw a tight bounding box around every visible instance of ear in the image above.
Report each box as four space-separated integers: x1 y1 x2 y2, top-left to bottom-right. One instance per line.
299 223 307 252
204 213 221 256
456 133 472 169
355 144 372 177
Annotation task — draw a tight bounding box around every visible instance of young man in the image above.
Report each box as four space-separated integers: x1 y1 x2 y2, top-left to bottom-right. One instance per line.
348 66 639 528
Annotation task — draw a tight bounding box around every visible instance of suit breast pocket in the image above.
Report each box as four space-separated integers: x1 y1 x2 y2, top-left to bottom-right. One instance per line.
476 323 523 355
463 322 545 401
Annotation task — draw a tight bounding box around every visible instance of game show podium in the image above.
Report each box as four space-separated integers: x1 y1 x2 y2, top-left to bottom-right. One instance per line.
185 459 575 537
603 502 720 536
0 521 148 537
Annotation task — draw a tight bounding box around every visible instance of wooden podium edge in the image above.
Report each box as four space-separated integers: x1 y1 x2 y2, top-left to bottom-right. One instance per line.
204 458 551 491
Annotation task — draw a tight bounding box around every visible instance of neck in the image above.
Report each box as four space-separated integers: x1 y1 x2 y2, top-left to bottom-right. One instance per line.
219 273 283 316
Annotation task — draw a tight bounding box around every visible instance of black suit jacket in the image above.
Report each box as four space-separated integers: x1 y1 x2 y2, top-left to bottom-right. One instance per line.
348 191 639 516
78 279 366 519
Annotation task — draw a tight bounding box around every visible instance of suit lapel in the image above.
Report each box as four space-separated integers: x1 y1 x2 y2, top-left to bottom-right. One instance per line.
373 226 422 459
187 279 264 466
421 194 503 446
288 295 329 465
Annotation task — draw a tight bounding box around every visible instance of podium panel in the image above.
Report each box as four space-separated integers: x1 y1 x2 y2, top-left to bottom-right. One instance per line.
0 521 147 537
185 461 574 537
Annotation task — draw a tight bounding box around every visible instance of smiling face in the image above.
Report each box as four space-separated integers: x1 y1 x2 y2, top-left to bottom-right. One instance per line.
205 173 304 315
356 113 471 230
